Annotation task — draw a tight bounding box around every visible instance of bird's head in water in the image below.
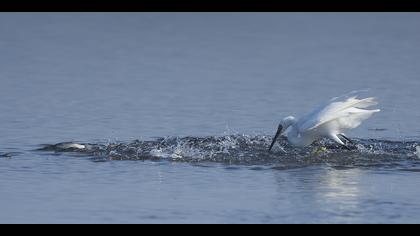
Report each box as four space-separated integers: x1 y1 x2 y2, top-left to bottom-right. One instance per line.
268 116 296 151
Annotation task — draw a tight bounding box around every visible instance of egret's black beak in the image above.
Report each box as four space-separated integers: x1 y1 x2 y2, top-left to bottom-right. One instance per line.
268 124 283 152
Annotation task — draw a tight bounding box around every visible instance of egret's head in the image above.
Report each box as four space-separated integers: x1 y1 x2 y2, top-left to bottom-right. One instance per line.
268 116 296 151
280 116 296 129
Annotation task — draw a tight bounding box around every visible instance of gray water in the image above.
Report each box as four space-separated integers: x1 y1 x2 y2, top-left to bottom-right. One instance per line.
1 13 420 224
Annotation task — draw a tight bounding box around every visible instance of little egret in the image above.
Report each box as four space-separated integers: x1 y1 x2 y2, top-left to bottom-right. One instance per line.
269 91 380 151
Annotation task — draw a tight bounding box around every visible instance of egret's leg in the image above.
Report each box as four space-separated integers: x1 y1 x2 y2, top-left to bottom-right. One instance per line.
341 144 352 150
330 134 352 150
339 133 354 144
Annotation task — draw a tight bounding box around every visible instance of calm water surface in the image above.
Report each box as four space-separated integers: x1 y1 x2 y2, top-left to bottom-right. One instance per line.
1 13 420 223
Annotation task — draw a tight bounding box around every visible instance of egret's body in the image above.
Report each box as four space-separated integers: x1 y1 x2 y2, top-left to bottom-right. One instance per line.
269 91 380 151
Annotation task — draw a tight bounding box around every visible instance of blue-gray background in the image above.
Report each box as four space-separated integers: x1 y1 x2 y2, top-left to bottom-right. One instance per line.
0 13 420 223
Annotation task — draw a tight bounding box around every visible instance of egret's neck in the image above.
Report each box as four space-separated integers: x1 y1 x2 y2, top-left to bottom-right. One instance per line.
285 124 314 147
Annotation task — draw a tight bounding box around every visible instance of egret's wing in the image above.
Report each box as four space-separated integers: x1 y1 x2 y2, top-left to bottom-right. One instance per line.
295 91 361 130
298 91 379 133
329 107 380 132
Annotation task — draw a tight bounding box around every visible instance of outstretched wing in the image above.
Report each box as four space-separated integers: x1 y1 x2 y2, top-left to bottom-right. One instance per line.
297 91 380 133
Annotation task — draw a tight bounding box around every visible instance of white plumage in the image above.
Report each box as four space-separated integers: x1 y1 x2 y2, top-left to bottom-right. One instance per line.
269 91 380 150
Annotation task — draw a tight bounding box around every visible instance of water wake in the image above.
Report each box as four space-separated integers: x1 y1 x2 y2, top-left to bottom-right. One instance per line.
36 135 420 168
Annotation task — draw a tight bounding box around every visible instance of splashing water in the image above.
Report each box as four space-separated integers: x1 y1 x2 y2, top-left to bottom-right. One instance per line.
415 146 420 158
36 135 420 169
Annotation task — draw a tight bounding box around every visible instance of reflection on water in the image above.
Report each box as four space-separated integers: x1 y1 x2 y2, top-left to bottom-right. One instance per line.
318 168 362 222
322 169 361 201
273 166 420 223
271 168 363 223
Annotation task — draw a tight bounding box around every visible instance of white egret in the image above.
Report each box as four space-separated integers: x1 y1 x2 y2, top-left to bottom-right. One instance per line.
269 91 380 151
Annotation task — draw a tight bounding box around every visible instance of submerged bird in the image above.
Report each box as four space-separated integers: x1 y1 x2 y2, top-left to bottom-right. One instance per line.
269 91 380 151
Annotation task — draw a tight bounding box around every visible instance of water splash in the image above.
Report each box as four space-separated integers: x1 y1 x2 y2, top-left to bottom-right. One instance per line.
36 135 420 168
415 146 420 159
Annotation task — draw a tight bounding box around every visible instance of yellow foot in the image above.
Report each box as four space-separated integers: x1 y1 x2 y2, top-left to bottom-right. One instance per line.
312 146 328 155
